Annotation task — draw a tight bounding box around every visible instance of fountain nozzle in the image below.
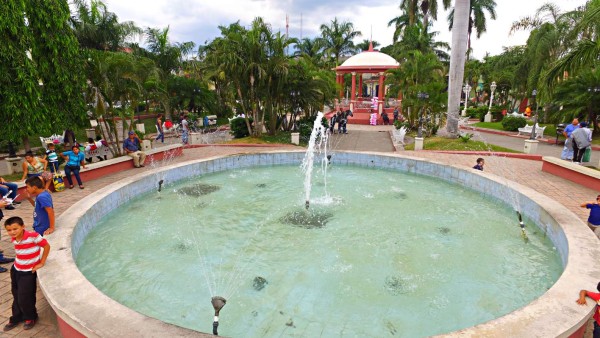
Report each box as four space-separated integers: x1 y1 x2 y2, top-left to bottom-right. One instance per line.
211 296 226 335
305 200 310 210
326 154 332 164
158 180 164 192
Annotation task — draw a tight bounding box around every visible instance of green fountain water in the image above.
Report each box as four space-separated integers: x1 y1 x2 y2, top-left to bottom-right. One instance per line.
76 165 562 337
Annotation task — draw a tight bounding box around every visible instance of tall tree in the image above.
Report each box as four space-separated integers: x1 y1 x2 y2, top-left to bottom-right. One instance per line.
1 0 86 150
447 0 497 51
446 0 471 135
69 0 141 51
145 26 195 75
318 18 362 66
545 0 600 89
356 39 380 51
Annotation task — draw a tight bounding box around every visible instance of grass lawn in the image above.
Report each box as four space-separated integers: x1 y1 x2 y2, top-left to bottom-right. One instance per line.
226 132 295 145
473 121 558 137
404 136 520 152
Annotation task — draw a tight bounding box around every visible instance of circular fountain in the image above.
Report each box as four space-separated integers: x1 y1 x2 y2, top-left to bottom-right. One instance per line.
39 151 600 337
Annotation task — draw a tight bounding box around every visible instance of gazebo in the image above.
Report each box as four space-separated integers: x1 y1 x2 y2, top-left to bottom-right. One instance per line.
334 43 400 124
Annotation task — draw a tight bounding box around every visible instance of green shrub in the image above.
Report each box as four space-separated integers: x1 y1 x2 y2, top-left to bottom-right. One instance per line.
230 117 252 138
501 116 527 131
466 107 478 118
476 106 488 122
394 120 411 130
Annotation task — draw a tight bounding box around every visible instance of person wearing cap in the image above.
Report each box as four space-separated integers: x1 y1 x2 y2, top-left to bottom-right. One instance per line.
572 121 592 163
561 118 579 160
123 131 147 168
581 195 600 238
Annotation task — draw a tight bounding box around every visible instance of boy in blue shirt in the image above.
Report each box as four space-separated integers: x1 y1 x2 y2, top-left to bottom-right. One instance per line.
24 177 55 236
581 194 600 238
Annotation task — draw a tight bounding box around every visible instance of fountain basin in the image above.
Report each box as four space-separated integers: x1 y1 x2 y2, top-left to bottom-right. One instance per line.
39 151 599 337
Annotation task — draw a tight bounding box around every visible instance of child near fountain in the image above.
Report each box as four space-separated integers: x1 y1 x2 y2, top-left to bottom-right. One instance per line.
580 195 600 238
2 216 50 331
576 281 600 337
24 177 55 236
473 158 485 171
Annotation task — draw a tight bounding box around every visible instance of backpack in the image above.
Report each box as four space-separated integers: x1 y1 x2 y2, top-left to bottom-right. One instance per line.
53 174 66 192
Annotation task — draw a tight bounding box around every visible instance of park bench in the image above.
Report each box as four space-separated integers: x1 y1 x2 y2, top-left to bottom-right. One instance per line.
161 122 180 136
392 126 407 145
517 123 546 139
200 115 218 127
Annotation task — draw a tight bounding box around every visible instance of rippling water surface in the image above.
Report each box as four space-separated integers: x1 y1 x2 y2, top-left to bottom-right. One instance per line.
76 165 562 337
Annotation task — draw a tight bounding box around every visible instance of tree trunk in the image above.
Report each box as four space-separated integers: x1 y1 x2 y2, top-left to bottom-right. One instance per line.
445 0 470 136
22 137 31 152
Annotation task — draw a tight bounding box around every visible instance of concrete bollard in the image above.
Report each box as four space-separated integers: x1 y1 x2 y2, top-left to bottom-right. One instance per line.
136 123 145 134
5 157 23 175
142 140 152 151
291 132 300 145
414 137 424 151
524 139 539 154
85 128 96 140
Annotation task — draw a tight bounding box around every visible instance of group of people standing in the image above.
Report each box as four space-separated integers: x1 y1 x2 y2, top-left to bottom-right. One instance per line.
561 118 592 164
329 108 353 134
155 113 189 145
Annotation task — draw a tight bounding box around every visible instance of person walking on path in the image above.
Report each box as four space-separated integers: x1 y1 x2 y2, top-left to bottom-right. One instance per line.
181 115 189 145
155 114 164 143
581 194 600 238
123 131 147 168
2 216 50 332
61 146 86 189
572 122 592 163
561 119 579 161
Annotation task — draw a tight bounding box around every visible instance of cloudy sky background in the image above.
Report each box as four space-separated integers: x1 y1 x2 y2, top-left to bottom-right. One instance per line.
105 0 587 60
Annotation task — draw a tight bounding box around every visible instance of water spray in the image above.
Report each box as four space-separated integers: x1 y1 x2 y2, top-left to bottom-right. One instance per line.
516 211 529 242
158 180 164 192
211 296 226 335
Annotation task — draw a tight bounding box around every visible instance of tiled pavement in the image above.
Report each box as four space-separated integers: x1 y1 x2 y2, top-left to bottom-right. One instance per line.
0 140 597 337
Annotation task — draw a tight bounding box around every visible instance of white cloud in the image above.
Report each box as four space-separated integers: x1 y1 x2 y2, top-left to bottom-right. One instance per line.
104 0 587 58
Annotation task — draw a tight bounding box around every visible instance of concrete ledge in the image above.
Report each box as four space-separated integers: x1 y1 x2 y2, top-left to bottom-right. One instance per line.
38 151 600 338
13 144 183 202
542 156 600 191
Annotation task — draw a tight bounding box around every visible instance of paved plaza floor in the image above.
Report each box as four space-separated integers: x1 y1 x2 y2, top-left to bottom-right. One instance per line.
0 126 597 337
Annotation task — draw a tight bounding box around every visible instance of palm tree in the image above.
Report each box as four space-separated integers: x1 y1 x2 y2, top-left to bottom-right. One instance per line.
388 0 450 41
447 0 497 51
70 0 141 51
355 39 380 51
145 26 195 75
550 68 600 133
295 37 325 66
386 51 446 126
544 0 600 89
446 0 471 135
318 18 362 66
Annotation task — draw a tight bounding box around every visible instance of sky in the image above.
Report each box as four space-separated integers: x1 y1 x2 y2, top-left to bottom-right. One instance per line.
105 0 587 60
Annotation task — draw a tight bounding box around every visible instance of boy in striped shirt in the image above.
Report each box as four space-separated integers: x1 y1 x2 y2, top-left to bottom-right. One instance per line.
2 216 50 331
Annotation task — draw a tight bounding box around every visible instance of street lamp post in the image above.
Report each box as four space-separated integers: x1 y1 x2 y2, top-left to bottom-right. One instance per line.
529 89 538 140
484 81 496 122
417 92 429 138
462 84 472 117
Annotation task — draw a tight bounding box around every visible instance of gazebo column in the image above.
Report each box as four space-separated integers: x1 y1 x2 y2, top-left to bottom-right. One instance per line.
350 72 356 111
378 72 385 114
336 73 343 99
358 74 363 98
